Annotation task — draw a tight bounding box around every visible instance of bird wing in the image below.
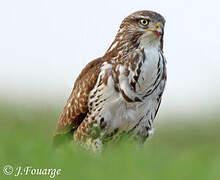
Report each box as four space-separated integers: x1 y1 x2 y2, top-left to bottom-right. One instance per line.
54 58 104 137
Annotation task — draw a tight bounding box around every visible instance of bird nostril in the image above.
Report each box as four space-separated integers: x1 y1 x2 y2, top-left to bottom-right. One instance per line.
156 22 161 29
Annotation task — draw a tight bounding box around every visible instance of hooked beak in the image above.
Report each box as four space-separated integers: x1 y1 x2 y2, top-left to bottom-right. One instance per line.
144 22 163 36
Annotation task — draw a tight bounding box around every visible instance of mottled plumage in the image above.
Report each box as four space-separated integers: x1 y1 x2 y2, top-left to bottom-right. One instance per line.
54 10 167 151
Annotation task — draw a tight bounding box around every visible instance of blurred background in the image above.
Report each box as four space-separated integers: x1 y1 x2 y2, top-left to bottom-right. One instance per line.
0 0 220 179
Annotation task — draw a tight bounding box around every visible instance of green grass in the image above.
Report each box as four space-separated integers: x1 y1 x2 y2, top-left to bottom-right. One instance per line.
0 104 219 180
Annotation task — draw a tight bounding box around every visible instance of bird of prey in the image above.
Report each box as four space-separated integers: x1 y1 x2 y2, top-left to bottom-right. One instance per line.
54 10 167 152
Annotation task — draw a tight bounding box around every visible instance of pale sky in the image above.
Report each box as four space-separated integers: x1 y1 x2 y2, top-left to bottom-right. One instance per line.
0 0 220 116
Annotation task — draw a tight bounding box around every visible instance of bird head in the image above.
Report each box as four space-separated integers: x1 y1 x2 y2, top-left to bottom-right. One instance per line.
118 10 166 48
106 10 166 55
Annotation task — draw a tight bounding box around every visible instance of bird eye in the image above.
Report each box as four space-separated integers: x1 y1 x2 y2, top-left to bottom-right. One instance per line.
140 19 150 26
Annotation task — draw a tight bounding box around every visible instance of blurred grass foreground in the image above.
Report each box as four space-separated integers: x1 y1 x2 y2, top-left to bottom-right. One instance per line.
0 103 220 180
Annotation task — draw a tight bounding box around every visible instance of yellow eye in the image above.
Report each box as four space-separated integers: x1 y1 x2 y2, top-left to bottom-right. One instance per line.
140 19 149 26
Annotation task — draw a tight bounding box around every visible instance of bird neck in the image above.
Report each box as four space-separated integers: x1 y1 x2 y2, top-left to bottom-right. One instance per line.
139 36 161 50
104 32 163 62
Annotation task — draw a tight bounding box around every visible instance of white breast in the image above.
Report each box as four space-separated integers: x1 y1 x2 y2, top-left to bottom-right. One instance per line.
135 47 161 93
89 43 165 134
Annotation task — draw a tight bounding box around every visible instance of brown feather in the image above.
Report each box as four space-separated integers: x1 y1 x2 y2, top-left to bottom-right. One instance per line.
54 57 104 137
